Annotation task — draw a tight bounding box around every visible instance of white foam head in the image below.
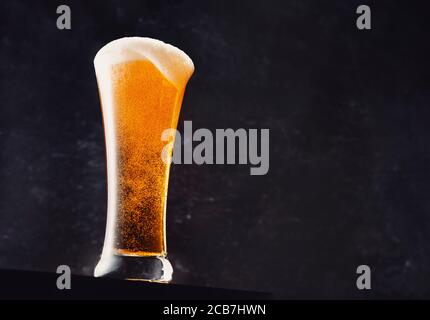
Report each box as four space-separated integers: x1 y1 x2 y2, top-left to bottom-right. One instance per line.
94 37 194 89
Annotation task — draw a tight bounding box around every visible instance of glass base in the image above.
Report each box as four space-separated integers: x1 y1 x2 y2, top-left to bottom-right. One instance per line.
94 254 173 283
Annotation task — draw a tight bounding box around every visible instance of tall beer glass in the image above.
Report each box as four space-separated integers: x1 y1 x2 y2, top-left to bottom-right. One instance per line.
93 37 194 281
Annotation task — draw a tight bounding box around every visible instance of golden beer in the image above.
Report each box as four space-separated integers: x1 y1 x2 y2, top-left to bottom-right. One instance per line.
94 37 194 281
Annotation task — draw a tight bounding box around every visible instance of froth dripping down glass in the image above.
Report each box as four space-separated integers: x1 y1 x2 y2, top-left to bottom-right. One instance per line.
93 37 194 282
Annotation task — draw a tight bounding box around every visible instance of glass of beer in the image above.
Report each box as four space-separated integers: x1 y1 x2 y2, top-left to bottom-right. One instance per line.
93 37 194 282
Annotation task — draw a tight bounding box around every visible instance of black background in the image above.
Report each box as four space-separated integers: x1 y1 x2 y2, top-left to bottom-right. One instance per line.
1 0 430 299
